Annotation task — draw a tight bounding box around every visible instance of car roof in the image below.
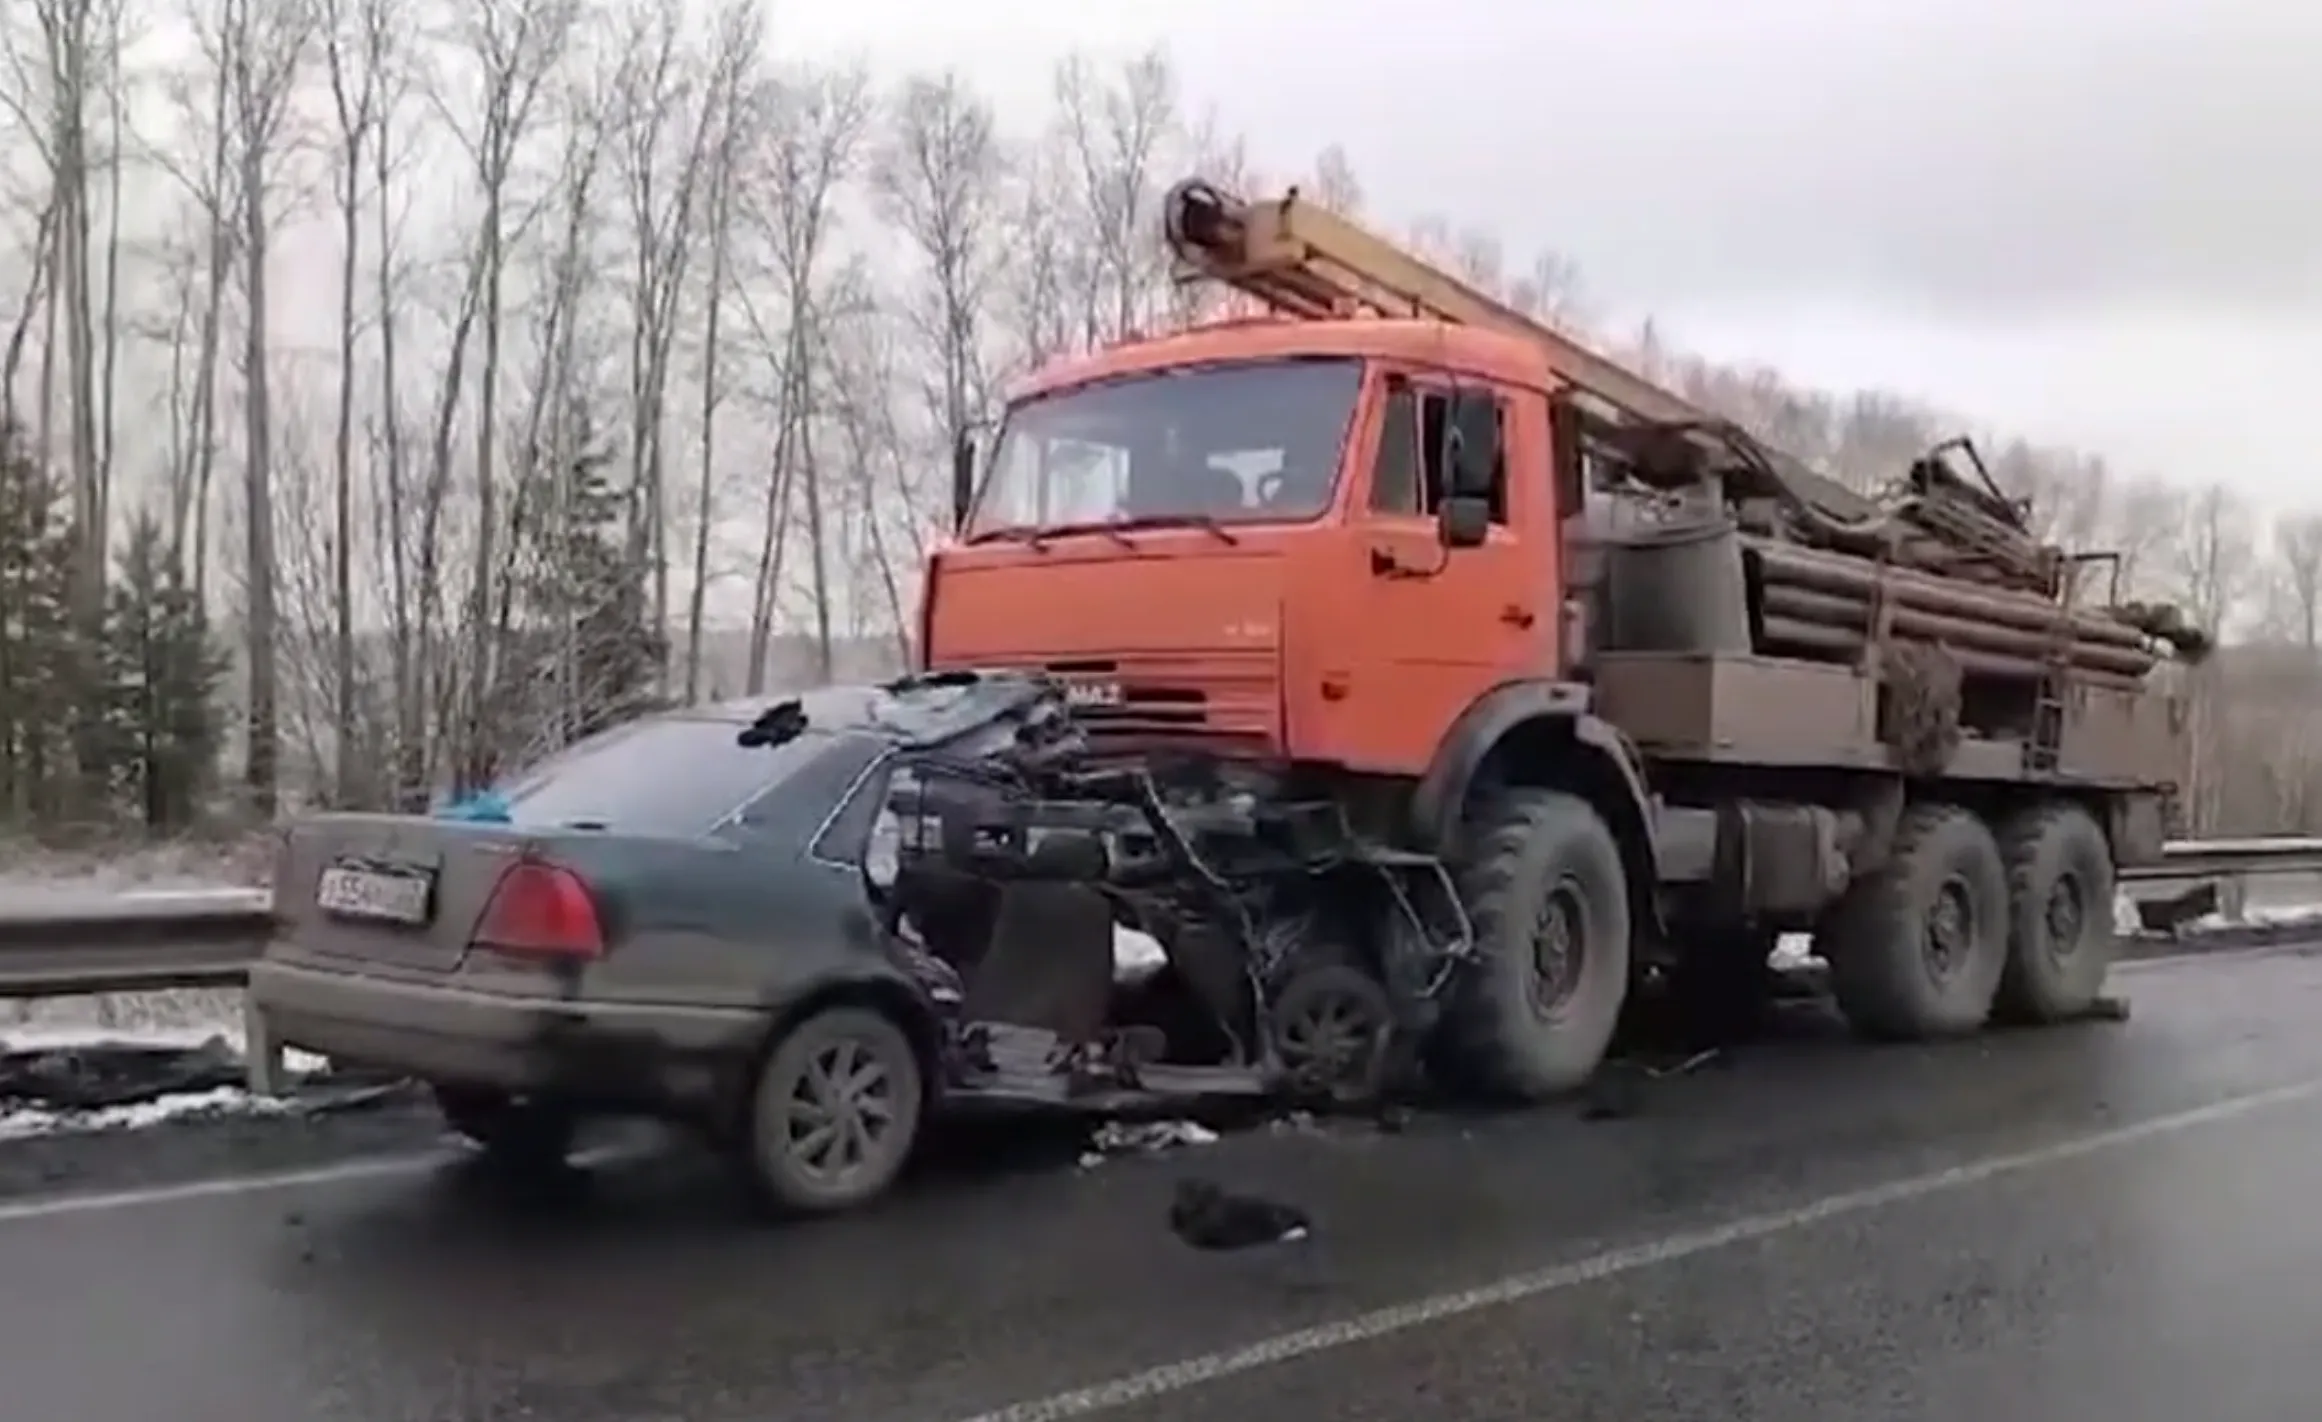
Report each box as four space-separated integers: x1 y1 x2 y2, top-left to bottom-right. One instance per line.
675 670 1054 752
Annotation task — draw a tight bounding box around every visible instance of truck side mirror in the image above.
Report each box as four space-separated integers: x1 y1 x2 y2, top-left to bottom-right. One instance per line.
1439 494 1490 548
1445 388 1499 500
950 429 977 531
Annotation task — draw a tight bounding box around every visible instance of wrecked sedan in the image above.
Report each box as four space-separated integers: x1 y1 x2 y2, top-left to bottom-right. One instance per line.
251 670 1462 1214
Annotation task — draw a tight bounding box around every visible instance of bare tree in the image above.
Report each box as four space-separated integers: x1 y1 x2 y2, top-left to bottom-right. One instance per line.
0 0 120 622
1307 143 1362 216
137 2 242 591
2269 513 2322 651
319 0 393 802
874 68 1001 551
733 61 868 692
607 0 749 689
427 0 582 788
680 0 760 701
218 0 317 818
1048 51 1180 347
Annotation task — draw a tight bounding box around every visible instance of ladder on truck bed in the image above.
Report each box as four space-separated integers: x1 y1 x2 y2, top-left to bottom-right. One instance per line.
1160 179 1899 535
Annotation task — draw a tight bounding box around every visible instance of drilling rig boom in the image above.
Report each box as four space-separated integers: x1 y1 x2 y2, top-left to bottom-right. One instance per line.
1160 176 2069 596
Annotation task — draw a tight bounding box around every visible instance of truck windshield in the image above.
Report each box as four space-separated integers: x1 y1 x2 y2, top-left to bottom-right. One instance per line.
967 357 1362 536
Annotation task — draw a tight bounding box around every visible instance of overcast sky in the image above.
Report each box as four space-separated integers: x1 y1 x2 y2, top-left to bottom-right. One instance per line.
777 0 2320 510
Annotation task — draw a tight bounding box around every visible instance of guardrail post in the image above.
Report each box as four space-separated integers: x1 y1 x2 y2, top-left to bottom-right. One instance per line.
242 990 287 1097
2221 873 2249 925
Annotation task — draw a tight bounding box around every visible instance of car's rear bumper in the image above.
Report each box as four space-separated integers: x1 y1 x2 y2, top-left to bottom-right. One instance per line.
249 956 766 1113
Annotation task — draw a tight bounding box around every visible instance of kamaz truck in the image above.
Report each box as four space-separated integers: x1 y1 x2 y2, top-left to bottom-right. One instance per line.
902 179 2198 1107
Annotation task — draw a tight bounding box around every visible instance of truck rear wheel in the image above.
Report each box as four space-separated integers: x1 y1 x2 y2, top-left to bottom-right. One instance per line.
1993 803 2115 1023
1433 788 1631 1101
1822 803 2008 1041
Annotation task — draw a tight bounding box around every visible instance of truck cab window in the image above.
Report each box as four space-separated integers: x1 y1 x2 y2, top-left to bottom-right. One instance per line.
1368 380 1508 523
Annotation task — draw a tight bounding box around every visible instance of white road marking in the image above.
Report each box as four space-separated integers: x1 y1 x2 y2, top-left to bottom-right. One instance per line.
0 1152 444 1226
940 1074 2322 1422
0 1142 640 1227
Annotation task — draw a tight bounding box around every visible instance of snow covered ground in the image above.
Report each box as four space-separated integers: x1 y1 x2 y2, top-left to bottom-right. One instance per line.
0 1008 332 1143
0 834 272 895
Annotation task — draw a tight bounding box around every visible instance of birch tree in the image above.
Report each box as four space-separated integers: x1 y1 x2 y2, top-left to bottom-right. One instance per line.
218 0 317 818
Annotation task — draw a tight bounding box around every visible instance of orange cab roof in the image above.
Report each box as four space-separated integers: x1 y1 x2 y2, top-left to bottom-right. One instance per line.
1009 317 1557 403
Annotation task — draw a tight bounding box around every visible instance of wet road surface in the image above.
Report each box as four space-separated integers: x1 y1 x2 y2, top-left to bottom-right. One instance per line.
7 944 2322 1422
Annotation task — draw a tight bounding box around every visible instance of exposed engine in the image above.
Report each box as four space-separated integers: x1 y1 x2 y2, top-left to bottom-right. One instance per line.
868 671 1470 1110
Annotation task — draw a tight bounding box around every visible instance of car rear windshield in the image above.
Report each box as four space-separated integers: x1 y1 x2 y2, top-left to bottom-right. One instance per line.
494 716 827 837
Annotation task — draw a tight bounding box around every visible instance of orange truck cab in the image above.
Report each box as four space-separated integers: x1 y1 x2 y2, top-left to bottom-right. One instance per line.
921 316 1584 791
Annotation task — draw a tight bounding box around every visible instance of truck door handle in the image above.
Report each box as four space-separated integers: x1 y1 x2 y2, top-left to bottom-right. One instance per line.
1501 605 1536 628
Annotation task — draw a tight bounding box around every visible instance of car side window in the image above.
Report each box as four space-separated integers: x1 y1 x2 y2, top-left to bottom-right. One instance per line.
1367 377 1508 524
727 735 884 848
805 749 897 869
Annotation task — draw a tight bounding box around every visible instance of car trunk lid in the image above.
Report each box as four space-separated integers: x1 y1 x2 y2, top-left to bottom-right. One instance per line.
276 813 554 978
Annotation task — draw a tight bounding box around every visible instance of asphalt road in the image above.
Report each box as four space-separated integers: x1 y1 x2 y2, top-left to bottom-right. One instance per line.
7 944 2322 1422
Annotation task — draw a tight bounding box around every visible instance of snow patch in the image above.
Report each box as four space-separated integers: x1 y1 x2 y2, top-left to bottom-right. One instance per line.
0 835 272 893
0 1085 294 1141
0 1021 327 1074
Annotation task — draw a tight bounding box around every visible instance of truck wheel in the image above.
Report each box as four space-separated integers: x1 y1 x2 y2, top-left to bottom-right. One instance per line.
1822 803 2008 1041
1434 788 1631 1101
431 1085 577 1168
739 1006 925 1217
1993 803 2116 1024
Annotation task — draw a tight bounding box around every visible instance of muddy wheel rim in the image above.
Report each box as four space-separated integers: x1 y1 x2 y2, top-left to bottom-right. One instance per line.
1925 875 1973 980
2044 872 2085 959
1277 982 1388 1098
1530 877 1588 1016
777 1036 900 1187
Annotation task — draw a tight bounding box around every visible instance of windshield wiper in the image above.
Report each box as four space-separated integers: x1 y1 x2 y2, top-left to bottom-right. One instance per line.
962 523 1051 552
1104 513 1241 547
1038 519 1142 551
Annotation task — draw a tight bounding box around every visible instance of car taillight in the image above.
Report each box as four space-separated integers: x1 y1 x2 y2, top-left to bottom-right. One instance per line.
473 861 604 958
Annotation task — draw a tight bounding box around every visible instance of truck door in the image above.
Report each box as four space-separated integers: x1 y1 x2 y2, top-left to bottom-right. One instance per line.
1329 371 1556 773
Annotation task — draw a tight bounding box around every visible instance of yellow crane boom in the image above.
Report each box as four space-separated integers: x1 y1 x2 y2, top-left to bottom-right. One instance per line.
1159 177 2070 594
1161 178 1706 438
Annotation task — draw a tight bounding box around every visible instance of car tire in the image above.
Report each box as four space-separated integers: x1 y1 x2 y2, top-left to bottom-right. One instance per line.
739 1006 926 1217
431 1085 578 1167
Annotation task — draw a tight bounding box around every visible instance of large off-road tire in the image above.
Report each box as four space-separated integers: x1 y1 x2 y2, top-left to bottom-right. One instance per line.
1432 788 1632 1101
1992 802 2116 1024
1822 802 2009 1041
738 1006 925 1218
431 1085 578 1168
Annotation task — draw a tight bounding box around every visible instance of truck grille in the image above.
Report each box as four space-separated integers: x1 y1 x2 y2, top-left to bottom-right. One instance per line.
1023 651 1278 754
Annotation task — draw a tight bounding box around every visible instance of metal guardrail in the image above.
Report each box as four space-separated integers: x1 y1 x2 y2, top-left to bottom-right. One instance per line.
0 839 2317 1003
0 889 272 998
2121 838 2322 882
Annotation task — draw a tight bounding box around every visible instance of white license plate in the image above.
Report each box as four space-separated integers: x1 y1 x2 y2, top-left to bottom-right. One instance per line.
316 865 433 925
